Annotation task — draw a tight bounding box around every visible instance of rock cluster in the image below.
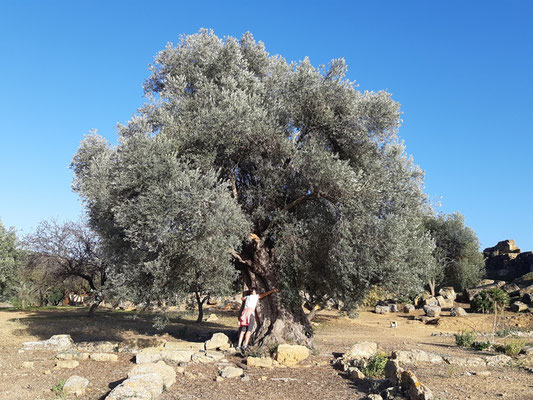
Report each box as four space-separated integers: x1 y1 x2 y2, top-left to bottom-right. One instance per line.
484 239 533 281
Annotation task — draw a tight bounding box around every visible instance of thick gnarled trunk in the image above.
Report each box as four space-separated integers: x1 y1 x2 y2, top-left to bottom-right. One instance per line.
241 237 313 347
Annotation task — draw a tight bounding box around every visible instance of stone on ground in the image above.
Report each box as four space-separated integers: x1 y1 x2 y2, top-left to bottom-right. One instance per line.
106 373 164 400
275 344 310 366
204 332 231 351
438 287 457 301
511 301 527 312
77 341 118 353
56 351 90 360
423 305 441 317
55 360 79 369
22 361 34 368
435 295 454 309
348 366 365 380
403 304 415 313
450 307 468 317
345 341 378 359
206 314 218 322
246 356 273 368
384 359 403 384
22 334 74 351
219 366 244 378
128 361 176 389
374 305 390 314
90 353 118 362
163 341 204 351
63 375 89 397
392 349 443 365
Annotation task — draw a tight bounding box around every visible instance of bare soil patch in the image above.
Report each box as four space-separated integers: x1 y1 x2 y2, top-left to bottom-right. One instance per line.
0 306 532 399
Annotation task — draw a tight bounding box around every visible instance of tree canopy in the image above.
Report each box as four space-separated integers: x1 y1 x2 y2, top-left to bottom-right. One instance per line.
72 29 435 344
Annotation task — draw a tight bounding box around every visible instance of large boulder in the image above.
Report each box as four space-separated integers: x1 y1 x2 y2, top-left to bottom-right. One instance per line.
63 376 89 397
135 347 194 364
423 297 439 307
403 304 415 313
466 281 506 301
204 333 231 351
275 344 310 366
374 305 390 314
502 283 521 296
106 373 164 400
384 359 403 385
423 305 441 317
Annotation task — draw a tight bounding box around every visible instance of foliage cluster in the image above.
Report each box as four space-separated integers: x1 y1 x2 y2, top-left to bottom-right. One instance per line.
361 352 388 378
455 331 476 347
424 212 485 292
470 288 510 314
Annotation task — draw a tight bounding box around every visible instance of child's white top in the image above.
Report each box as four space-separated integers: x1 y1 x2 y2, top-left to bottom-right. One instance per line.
244 294 259 310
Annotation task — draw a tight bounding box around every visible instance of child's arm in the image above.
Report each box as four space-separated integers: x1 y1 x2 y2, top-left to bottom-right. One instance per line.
259 288 278 299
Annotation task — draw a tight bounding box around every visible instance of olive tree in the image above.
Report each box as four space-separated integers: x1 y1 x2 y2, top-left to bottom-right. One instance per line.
72 30 435 345
424 212 484 291
0 219 23 299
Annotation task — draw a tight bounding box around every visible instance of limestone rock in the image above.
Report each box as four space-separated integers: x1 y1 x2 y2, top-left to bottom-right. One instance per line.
204 333 231 351
219 366 243 378
63 376 89 397
77 341 118 353
502 283 521 296
106 373 164 400
90 353 118 362
163 341 204 351
423 297 439 307
423 305 441 317
161 349 194 363
128 361 176 389
392 349 443 365
118 338 165 353
375 305 390 314
365 395 383 400
384 359 403 384
22 334 74 351
22 361 34 368
55 360 79 369
247 356 273 368
275 344 310 366
484 354 512 367
403 304 415 313
348 366 365 380
438 287 457 301
450 307 468 317
511 301 528 312
56 351 90 361
522 293 533 305
135 347 164 364
206 314 218 322
435 296 453 309
346 341 378 359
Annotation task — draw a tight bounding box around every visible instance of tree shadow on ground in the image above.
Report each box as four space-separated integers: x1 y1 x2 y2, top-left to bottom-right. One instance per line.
4 306 241 344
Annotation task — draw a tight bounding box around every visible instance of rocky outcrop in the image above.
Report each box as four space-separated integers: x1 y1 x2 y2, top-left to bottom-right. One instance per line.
484 240 533 281
63 376 89 397
22 334 74 351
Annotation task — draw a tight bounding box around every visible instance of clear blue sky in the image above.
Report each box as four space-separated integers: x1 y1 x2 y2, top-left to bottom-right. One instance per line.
1 1 531 250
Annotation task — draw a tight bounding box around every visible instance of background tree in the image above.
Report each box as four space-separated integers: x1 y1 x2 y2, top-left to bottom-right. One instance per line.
0 219 24 300
24 219 108 316
424 212 485 291
72 30 435 345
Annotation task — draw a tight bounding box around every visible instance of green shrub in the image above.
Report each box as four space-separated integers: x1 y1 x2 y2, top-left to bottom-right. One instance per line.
51 378 66 396
361 352 388 378
471 341 491 351
456 331 476 347
470 288 510 314
503 340 525 356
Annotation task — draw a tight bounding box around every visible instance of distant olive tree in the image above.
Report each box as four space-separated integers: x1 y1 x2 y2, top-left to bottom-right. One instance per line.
72 30 435 345
424 212 484 291
0 219 24 300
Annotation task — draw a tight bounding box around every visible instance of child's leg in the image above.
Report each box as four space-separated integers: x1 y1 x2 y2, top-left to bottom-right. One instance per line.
243 330 252 346
243 313 255 346
237 329 246 347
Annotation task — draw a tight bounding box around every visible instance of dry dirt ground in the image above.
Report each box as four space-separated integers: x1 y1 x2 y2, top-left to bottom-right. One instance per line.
0 305 532 400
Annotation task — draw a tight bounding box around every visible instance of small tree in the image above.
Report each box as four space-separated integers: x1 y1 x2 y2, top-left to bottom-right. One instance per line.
24 219 108 316
424 212 484 291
